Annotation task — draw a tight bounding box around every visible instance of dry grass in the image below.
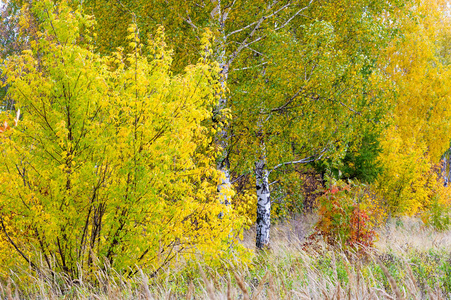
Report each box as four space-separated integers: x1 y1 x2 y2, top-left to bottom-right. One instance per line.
2 216 451 299
376 216 451 252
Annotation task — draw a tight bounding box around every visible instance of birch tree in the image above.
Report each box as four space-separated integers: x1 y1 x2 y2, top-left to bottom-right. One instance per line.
228 0 397 248
66 0 317 208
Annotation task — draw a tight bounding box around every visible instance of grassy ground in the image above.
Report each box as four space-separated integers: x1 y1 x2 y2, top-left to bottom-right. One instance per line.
3 215 451 299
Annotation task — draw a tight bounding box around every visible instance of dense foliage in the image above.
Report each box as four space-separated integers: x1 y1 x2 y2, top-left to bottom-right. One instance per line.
0 1 246 276
0 0 450 281
310 184 377 250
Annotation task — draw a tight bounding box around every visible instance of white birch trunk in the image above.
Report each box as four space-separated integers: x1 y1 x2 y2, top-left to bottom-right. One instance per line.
215 0 232 207
216 51 231 206
217 167 231 207
443 153 448 187
255 160 271 249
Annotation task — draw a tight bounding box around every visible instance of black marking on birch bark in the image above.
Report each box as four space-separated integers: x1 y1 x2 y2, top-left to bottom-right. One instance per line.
255 160 271 249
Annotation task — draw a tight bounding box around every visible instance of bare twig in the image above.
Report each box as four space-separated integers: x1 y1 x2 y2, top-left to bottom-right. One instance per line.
228 1 292 66
270 86 305 113
269 147 327 175
275 0 314 31
233 62 268 71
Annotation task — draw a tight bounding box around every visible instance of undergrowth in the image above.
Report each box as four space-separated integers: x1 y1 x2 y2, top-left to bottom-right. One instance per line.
1 216 451 299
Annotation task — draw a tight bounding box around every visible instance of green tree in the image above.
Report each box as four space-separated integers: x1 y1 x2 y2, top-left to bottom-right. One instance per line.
71 0 320 208
228 0 397 248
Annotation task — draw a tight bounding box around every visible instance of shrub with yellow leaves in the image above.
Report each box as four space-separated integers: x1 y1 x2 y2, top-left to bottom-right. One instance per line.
0 0 247 279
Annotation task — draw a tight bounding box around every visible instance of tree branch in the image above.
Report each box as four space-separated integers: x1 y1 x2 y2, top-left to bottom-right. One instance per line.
275 0 314 31
233 61 268 71
227 0 291 66
269 147 327 175
270 86 305 113
232 41 266 56
0 216 40 272
308 90 363 117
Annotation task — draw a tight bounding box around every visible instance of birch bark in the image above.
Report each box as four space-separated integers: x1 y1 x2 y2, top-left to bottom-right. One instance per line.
255 159 271 249
214 0 232 206
215 59 231 206
212 0 313 206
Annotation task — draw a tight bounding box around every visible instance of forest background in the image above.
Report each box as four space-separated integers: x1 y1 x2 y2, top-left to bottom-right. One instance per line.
1 0 451 298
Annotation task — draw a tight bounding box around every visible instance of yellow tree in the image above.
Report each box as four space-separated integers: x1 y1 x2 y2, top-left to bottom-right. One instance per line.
0 0 244 277
376 0 451 215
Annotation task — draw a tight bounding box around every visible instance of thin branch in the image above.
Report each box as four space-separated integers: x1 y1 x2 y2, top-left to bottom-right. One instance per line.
226 20 260 38
228 33 266 66
230 173 247 184
0 216 40 272
270 86 305 113
269 147 327 175
227 1 291 65
309 90 363 117
232 41 266 56
226 0 288 38
271 194 286 204
44 9 62 45
184 13 198 31
233 62 268 71
275 0 314 31
224 0 238 10
114 0 133 15
337 100 362 116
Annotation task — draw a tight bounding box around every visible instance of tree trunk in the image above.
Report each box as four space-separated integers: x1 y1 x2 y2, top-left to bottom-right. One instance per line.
216 61 231 206
442 149 450 187
217 166 231 207
214 2 232 207
443 153 448 187
255 160 271 249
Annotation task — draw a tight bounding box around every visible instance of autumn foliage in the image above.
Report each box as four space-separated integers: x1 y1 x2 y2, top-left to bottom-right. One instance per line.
0 0 451 284
311 184 376 250
0 1 247 277
374 0 451 217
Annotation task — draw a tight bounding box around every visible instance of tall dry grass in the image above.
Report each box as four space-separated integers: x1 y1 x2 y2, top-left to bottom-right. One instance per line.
1 215 451 299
